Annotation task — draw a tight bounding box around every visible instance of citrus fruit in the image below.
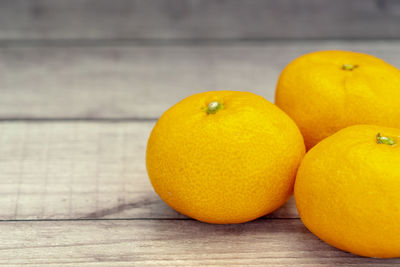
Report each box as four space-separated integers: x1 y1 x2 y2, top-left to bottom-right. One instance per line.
146 91 305 224
275 50 400 150
295 124 400 258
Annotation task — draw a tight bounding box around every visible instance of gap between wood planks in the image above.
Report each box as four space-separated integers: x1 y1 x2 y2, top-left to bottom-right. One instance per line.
1 38 400 48
0 118 158 122
0 217 299 222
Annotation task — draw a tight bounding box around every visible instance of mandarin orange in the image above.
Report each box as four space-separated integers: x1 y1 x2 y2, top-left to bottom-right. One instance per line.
295 125 400 258
147 91 305 224
276 50 400 149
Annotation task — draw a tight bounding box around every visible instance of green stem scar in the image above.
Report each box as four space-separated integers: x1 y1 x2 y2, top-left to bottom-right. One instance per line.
342 64 358 71
376 133 396 146
206 101 222 114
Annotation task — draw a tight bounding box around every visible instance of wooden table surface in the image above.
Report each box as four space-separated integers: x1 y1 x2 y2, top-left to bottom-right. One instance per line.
1 1 400 265
0 40 399 266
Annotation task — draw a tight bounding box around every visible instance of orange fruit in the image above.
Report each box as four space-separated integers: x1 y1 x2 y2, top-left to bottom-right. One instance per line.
275 50 400 150
295 124 400 258
146 91 305 224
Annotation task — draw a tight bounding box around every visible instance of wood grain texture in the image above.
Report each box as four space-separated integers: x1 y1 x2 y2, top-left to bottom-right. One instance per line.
0 121 298 220
0 219 399 265
1 41 400 119
0 34 399 264
0 0 400 40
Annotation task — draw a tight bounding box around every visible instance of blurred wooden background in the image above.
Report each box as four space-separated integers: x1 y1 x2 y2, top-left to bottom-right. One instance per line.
0 0 399 265
1 0 400 41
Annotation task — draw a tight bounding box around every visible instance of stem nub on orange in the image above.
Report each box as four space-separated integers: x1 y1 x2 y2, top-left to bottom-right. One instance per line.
147 91 305 224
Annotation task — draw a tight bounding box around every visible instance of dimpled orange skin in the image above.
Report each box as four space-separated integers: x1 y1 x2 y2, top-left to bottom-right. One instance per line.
295 125 400 258
275 50 400 150
146 91 305 224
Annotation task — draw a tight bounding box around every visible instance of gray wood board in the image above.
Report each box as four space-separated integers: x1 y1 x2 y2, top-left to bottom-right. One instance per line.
1 41 400 119
1 0 400 40
0 219 399 265
0 121 298 220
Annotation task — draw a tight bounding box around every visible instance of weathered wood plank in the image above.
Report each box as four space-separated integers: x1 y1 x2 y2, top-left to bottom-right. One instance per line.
0 0 400 40
0 41 400 119
0 219 398 265
0 122 298 220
